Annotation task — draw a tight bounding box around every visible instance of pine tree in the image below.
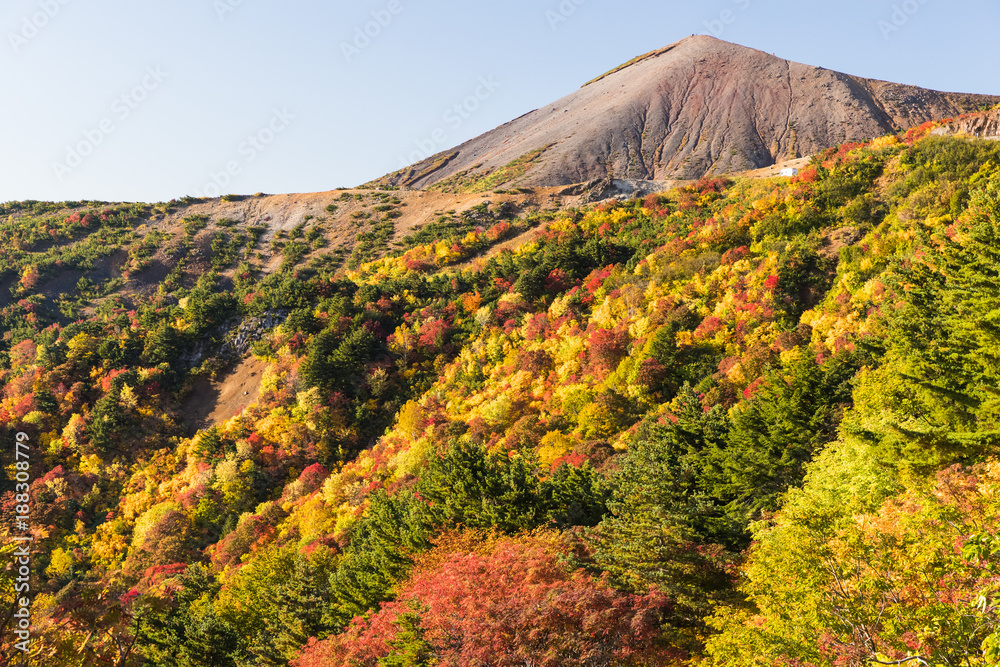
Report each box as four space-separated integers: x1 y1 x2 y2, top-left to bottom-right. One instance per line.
378 604 434 667
328 491 429 627
416 442 543 533
712 349 860 526
593 387 734 641
136 564 244 667
859 176 1000 469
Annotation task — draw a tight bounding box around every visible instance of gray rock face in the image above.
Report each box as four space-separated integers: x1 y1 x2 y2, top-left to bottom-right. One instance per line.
380 36 1000 189
566 179 682 204
932 108 1000 140
220 310 288 358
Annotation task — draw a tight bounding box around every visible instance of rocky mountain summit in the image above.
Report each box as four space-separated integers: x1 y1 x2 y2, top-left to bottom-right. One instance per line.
375 35 1000 190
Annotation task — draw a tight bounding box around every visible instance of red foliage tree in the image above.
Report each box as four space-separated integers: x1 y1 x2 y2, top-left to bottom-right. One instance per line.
485 221 512 242
543 268 573 294
418 319 452 352
10 339 37 368
792 167 820 184
636 357 668 389
693 316 723 340
19 265 41 291
904 120 938 144
643 193 669 210
517 348 554 375
587 327 631 377
583 265 614 296
720 245 749 265
293 534 672 667
298 463 329 495
694 177 733 194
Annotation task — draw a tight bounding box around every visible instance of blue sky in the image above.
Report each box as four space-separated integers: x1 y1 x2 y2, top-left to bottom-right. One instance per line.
1 0 997 203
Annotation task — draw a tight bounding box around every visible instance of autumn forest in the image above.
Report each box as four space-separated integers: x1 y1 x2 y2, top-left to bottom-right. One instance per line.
3 116 1000 665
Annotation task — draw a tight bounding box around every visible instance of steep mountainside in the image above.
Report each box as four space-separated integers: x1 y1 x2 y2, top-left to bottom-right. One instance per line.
374 35 1000 190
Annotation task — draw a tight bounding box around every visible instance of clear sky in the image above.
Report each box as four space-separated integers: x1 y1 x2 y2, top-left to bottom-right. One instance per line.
2 0 997 203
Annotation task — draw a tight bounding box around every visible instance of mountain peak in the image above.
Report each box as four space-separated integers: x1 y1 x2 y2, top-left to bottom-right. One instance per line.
375 41 1000 191
579 35 774 89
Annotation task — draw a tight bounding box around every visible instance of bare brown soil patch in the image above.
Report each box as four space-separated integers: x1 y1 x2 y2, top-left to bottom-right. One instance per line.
180 355 268 435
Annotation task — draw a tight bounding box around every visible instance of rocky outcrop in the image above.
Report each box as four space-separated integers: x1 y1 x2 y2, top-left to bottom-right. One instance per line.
220 310 288 359
932 108 1000 140
562 179 683 204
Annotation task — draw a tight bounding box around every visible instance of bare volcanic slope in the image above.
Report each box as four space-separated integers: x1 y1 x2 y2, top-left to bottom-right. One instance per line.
375 35 1000 190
